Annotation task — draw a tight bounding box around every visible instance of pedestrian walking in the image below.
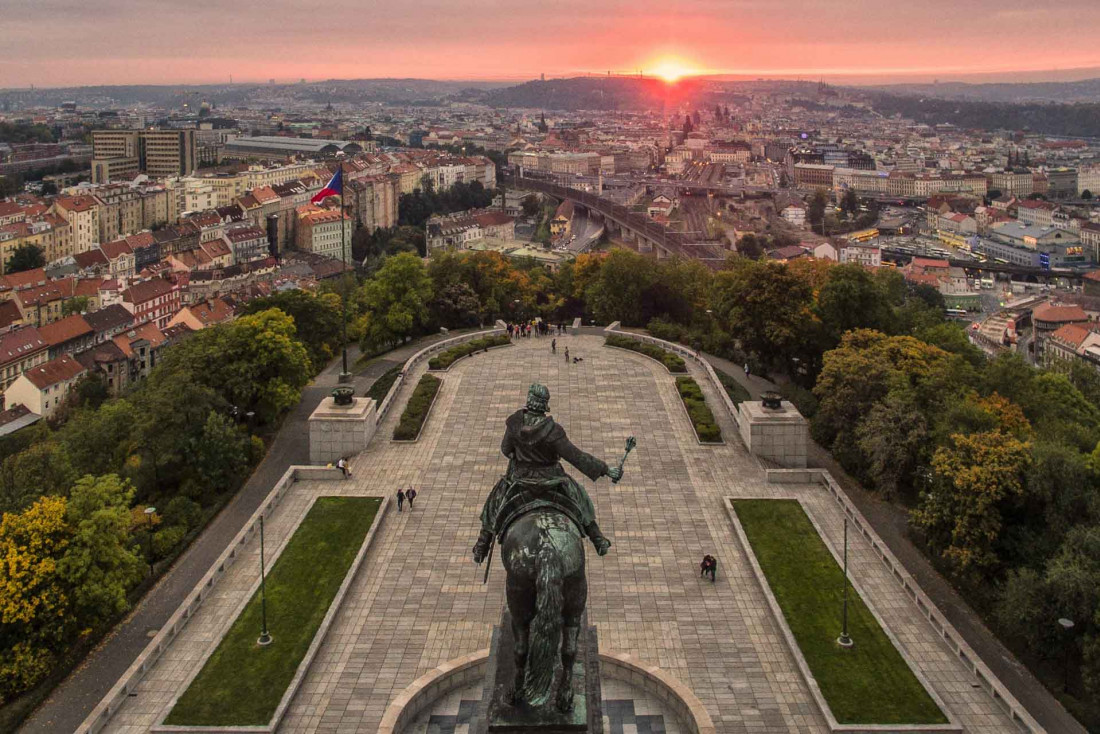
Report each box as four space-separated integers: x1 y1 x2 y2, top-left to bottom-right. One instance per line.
552 338 557 354
700 555 717 582
337 457 351 479
744 363 750 377
564 346 570 362
406 487 417 510
396 488 405 511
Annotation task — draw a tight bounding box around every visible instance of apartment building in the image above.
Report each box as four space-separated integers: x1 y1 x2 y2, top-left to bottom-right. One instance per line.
51 195 101 253
92 129 197 182
296 208 352 260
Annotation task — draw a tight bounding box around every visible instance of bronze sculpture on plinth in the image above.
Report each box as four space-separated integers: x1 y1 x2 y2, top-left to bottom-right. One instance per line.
473 383 633 720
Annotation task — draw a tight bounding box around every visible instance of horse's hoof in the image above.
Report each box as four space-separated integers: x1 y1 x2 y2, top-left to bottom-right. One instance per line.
555 687 575 713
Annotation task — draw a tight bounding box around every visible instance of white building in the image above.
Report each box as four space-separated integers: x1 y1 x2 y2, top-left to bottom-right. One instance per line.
3 353 86 419
781 205 807 227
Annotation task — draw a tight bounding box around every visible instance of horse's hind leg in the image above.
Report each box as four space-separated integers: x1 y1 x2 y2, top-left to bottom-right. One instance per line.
506 582 532 704
556 572 587 712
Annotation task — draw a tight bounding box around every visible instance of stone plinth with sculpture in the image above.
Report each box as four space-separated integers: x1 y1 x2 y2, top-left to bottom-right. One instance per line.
736 391 808 468
469 384 634 732
308 388 377 464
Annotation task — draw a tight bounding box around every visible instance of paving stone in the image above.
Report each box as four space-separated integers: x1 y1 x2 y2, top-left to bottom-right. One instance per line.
99 334 1016 733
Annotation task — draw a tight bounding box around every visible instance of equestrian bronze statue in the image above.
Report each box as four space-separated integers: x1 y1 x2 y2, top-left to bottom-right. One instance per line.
473 383 634 713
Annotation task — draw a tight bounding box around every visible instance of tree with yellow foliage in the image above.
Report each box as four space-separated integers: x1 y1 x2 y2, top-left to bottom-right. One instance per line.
912 428 1032 578
0 496 71 701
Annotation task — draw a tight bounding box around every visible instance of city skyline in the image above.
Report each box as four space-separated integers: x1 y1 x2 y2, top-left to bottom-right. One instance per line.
3 0 1100 88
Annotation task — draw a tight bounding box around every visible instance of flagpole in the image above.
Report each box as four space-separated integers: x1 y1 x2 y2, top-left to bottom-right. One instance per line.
338 165 351 384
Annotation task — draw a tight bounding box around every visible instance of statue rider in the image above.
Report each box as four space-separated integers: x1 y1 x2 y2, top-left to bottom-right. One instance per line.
473 383 619 562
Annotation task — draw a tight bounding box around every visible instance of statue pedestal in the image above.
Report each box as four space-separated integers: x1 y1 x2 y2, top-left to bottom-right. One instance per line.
308 397 376 465
473 609 602 733
737 400 808 468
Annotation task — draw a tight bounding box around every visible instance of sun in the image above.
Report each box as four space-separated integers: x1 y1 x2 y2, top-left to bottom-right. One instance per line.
649 58 700 83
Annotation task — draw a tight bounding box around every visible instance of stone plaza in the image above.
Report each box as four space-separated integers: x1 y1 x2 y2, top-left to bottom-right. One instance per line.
92 333 1030 733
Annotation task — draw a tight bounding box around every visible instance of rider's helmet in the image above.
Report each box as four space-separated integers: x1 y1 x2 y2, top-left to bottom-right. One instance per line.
526 383 550 414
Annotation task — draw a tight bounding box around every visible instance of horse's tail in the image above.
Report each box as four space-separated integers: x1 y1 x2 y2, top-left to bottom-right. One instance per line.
520 545 563 705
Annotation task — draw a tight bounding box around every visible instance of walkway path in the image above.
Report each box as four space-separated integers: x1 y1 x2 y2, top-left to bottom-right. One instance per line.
99 335 1024 733
700 349 1086 734
19 333 463 734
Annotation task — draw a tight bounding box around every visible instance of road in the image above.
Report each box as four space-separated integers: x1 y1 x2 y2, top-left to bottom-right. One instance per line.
562 207 604 254
18 334 461 734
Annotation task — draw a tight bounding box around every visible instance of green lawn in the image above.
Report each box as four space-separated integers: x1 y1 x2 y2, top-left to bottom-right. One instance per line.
733 499 947 725
165 497 381 726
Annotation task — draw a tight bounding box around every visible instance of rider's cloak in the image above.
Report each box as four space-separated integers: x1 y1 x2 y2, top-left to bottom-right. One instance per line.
480 409 607 540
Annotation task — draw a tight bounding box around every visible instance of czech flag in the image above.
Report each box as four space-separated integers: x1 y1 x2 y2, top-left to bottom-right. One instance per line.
311 168 343 204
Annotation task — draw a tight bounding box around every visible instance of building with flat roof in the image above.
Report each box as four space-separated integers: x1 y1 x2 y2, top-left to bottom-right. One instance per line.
92 130 196 182
222 136 370 161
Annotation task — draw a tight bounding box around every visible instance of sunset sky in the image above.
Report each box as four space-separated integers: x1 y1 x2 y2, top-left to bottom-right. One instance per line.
3 0 1100 88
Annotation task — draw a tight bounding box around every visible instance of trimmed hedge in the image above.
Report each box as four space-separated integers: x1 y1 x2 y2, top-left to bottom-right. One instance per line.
393 374 442 440
675 376 722 443
713 368 752 405
428 334 511 370
605 334 687 373
366 365 402 402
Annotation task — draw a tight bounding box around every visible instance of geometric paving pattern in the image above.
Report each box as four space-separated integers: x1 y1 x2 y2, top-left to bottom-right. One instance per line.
403 678 683 734
98 334 1018 733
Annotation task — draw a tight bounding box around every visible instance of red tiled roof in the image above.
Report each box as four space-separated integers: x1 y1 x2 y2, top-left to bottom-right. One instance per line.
1050 323 1093 349
73 249 109 269
226 226 266 243
38 314 93 346
15 278 74 308
112 322 167 357
0 268 47 291
474 212 515 227
22 354 85 389
55 195 99 213
0 327 46 365
125 231 156 249
100 238 134 260
1033 303 1089 324
122 277 175 305
0 300 22 330
184 298 233 326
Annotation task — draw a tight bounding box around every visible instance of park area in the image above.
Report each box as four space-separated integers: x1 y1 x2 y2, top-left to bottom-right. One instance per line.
164 496 381 727
733 499 947 726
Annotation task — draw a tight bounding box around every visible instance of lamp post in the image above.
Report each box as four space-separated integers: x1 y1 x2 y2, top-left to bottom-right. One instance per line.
143 506 156 576
258 515 273 646
1058 617 1075 693
837 517 854 648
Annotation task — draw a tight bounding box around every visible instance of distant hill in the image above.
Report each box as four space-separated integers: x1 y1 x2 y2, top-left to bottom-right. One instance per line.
0 78 511 110
866 77 1100 104
481 77 708 111
866 92 1100 137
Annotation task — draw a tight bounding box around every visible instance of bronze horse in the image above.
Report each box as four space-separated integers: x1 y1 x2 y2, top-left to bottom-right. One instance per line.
501 508 589 710
473 383 634 711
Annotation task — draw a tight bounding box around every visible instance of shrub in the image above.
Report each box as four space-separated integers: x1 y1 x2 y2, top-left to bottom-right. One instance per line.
163 496 202 531
366 365 402 401
153 524 188 557
780 383 818 418
713 368 752 405
428 334 511 370
646 318 688 343
605 335 687 373
393 374 442 440
675 376 722 442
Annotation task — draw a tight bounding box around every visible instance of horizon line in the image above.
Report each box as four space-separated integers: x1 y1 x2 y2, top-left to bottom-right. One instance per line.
4 64 1100 92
